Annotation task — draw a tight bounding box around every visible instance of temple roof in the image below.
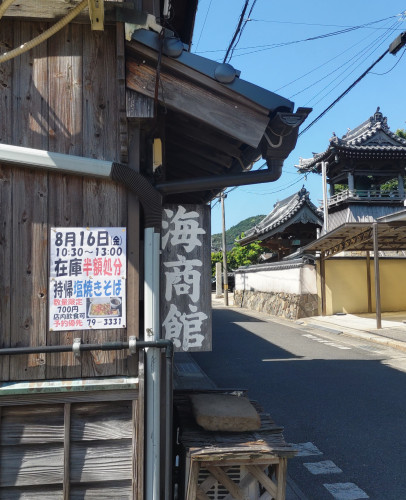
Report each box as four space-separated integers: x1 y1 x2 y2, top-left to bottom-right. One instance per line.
297 108 406 173
239 187 323 245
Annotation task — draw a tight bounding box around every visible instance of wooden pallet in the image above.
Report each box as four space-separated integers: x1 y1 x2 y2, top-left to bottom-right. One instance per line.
175 392 297 500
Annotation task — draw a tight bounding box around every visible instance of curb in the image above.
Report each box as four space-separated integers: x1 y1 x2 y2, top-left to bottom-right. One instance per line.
301 320 406 353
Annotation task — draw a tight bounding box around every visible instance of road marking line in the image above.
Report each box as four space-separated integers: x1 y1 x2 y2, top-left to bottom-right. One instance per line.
324 482 369 499
303 460 342 475
290 442 323 457
302 334 351 350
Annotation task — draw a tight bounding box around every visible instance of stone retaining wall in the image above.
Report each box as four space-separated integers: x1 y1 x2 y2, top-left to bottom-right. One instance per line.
234 290 319 320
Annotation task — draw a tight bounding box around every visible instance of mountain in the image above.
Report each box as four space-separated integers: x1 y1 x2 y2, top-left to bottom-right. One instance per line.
211 215 265 251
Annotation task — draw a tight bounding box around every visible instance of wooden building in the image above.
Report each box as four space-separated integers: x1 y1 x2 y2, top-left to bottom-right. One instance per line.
238 187 323 260
298 109 406 327
298 107 406 231
0 1 310 497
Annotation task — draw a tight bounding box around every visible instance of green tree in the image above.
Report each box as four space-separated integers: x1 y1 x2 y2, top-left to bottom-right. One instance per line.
396 128 406 140
211 235 264 275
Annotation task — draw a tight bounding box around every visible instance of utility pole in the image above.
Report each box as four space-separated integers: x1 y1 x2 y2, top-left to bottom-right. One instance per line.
221 192 229 306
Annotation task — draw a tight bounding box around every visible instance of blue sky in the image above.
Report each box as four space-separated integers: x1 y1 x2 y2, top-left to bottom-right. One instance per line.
191 1 406 235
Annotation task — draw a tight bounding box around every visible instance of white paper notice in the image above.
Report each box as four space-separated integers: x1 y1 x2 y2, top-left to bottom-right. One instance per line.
49 227 126 331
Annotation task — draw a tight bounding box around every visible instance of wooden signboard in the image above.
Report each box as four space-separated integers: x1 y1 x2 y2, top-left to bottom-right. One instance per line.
161 204 212 351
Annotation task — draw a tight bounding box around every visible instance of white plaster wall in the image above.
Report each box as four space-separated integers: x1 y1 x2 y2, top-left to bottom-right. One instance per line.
235 264 317 295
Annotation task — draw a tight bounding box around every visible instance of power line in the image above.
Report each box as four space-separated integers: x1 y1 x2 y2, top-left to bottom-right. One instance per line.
371 46 406 74
228 0 258 62
304 20 399 108
193 0 213 53
278 17 395 94
246 14 399 28
223 0 250 63
298 46 391 137
196 13 404 57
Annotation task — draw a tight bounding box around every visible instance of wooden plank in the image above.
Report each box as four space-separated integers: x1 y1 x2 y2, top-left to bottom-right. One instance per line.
9 167 48 381
82 26 127 377
0 165 11 381
9 21 49 381
63 403 71 500
0 444 64 487
13 21 49 150
126 89 155 119
126 57 268 148
71 401 132 441
0 389 139 407
275 458 287 500
246 464 278 498
0 19 13 383
0 20 13 144
70 440 133 483
196 489 212 500
116 23 128 164
0 404 64 445
70 480 132 499
205 466 245 500
0 485 63 499
223 466 268 500
45 24 84 378
186 460 200 500
48 23 83 156
46 172 84 379
83 26 120 162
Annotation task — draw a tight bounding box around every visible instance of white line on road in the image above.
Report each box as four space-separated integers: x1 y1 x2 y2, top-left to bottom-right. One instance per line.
302 334 351 350
303 460 343 475
324 482 369 499
290 442 323 457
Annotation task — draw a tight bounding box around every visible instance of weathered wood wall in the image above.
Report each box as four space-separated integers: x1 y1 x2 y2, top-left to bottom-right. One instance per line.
0 21 140 381
0 398 139 498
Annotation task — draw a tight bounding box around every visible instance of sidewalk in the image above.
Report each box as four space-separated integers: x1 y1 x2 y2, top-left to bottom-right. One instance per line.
298 312 406 353
212 292 406 353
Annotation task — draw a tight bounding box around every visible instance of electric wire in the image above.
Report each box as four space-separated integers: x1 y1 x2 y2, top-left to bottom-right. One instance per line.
193 0 213 53
304 20 399 108
223 0 250 63
246 14 399 28
298 46 391 137
197 14 403 57
228 0 258 62
371 46 406 74
279 17 395 95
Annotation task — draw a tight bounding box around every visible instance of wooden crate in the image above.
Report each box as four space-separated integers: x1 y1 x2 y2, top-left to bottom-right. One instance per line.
175 393 296 500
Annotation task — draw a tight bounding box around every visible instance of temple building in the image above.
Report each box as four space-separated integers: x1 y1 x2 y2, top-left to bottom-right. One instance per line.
239 187 323 260
298 108 406 230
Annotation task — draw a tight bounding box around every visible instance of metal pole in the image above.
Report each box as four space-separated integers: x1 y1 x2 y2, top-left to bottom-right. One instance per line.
372 223 382 329
145 228 161 500
366 251 372 313
221 193 229 306
322 161 329 234
320 251 326 316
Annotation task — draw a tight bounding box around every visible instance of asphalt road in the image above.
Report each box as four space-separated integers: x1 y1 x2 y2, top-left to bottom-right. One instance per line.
191 305 406 500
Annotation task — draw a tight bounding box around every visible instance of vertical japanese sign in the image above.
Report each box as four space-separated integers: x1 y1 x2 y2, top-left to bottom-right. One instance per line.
161 204 212 352
49 227 126 331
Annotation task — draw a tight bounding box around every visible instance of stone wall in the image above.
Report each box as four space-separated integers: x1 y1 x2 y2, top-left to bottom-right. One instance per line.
234 290 319 320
